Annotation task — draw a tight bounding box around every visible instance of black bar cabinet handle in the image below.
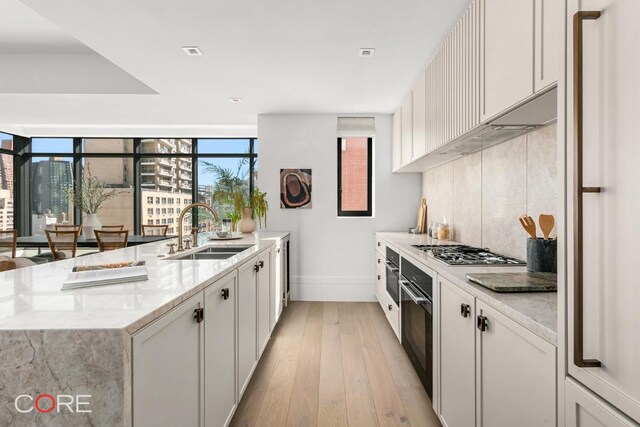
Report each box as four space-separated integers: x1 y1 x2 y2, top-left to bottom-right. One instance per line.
573 10 602 368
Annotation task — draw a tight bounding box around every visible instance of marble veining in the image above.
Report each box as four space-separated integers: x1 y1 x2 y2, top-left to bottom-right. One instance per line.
0 232 288 332
376 232 558 346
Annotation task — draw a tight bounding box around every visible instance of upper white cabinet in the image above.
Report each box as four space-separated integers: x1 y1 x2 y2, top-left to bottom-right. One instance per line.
400 93 413 166
392 109 402 172
535 0 563 92
412 71 427 160
391 0 561 172
480 0 535 122
133 293 204 427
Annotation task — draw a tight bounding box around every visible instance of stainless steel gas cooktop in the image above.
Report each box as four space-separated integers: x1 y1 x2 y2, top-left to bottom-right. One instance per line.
412 244 526 266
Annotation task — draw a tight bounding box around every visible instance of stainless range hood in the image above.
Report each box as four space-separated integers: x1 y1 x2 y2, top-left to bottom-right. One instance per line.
398 88 557 172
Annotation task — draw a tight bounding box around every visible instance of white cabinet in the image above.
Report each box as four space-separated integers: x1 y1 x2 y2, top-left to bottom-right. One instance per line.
480 0 535 122
400 93 413 166
133 293 204 427
437 278 556 427
412 71 427 160
565 379 637 427
204 272 237 427
237 258 258 397
257 249 271 356
565 0 640 422
438 279 476 427
392 109 402 172
476 300 556 427
534 0 563 92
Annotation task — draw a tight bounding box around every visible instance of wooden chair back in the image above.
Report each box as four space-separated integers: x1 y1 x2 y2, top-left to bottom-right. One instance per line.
55 224 82 232
45 229 80 260
141 225 169 236
100 225 125 231
94 230 129 252
0 230 17 258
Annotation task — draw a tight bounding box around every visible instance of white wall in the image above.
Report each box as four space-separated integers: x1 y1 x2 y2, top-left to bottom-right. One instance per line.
258 114 421 301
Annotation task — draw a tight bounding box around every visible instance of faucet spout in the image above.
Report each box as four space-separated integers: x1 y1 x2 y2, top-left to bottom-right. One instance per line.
177 203 220 251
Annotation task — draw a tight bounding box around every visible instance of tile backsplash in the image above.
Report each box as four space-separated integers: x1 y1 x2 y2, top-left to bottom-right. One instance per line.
422 122 557 260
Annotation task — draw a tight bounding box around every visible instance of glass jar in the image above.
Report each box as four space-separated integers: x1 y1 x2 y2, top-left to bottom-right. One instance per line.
437 223 450 241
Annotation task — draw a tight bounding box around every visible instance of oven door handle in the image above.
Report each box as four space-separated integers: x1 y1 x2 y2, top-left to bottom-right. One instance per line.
400 279 432 310
385 261 399 273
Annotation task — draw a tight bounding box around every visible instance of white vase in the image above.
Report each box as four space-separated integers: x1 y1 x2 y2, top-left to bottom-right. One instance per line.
237 208 256 234
83 213 102 238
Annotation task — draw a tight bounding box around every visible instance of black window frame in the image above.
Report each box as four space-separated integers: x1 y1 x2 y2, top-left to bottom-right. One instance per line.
337 137 373 217
0 132 258 235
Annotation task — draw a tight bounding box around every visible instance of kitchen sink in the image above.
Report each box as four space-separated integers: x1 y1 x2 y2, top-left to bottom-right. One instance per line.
164 245 254 261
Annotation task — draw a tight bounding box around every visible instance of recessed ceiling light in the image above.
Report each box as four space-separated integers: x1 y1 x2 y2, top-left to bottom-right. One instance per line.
229 97 242 104
359 48 375 57
182 46 203 56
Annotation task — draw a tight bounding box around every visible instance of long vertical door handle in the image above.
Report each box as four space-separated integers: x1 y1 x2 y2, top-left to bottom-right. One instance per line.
573 10 602 368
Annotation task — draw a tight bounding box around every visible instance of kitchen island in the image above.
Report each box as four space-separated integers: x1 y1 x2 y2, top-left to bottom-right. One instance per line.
0 231 289 427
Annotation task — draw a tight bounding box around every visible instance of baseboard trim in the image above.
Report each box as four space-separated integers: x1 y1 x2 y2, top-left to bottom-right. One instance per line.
290 276 376 302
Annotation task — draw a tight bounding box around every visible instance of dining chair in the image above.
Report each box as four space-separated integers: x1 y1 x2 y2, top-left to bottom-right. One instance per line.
94 230 129 252
44 229 80 260
55 224 82 232
141 225 169 236
0 230 17 258
100 225 125 231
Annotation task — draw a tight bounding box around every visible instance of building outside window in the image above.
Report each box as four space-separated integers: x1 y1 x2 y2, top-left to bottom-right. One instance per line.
0 133 14 231
337 137 373 217
147 197 153 203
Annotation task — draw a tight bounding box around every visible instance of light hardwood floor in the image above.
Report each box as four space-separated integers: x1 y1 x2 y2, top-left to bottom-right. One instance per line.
230 301 441 427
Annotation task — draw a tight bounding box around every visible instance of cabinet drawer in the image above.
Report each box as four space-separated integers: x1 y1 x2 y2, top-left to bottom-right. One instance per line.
377 287 400 340
375 238 386 257
375 265 385 304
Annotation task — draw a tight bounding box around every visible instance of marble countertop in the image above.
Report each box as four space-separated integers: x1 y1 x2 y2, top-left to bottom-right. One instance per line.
376 232 558 346
0 231 289 333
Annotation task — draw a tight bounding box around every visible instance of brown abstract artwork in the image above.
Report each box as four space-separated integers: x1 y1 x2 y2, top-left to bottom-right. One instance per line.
280 169 312 209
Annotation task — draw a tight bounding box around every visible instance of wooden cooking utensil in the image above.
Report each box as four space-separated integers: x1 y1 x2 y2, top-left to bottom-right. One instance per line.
519 215 537 239
539 214 555 240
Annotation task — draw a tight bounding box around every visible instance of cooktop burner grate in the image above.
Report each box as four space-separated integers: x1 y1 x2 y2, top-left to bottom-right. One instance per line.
412 244 526 266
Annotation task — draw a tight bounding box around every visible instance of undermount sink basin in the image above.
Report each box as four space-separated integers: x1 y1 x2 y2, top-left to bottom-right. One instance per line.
164 245 254 261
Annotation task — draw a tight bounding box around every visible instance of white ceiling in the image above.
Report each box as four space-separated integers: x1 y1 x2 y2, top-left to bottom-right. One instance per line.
0 0 469 134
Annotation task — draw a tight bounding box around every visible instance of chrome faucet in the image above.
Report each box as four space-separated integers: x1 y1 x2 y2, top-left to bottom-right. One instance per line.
177 203 220 252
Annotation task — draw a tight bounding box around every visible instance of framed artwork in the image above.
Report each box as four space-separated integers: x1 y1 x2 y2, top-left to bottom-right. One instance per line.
280 169 312 209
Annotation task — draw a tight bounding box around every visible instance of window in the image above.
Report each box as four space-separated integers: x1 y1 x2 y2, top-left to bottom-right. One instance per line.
82 157 134 231
197 157 251 221
147 209 153 215
30 156 74 234
156 208 160 214
337 137 372 217
161 197 167 204
147 197 153 203
31 138 73 153
147 220 153 225
155 197 160 204
0 133 14 231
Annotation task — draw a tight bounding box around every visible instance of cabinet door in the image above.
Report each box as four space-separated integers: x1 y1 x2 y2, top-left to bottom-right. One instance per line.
412 71 427 160
565 379 637 427
566 0 640 422
476 300 556 427
257 249 271 356
392 109 402 171
481 0 535 121
438 279 476 427
534 0 563 91
204 272 237 427
272 244 282 329
401 93 413 166
133 293 204 427
238 258 258 397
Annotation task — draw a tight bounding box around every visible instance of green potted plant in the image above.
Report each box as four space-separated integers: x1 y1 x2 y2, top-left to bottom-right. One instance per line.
213 188 268 233
65 168 124 236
